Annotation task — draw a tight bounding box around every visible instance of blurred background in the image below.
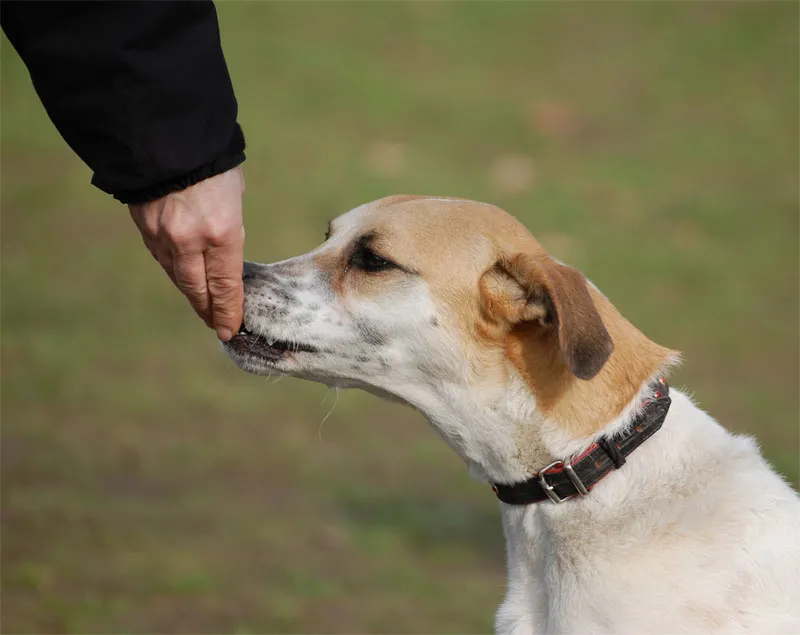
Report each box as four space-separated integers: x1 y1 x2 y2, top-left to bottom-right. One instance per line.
2 2 798 633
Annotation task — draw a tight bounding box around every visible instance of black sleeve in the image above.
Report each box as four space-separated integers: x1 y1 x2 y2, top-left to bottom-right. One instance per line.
1 0 245 204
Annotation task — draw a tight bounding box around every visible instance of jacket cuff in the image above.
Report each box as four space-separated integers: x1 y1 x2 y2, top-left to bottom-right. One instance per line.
114 124 246 205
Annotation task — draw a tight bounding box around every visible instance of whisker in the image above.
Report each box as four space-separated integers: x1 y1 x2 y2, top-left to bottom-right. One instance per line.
318 388 340 444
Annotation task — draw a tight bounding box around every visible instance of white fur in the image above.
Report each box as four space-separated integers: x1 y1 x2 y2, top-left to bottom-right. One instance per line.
225 199 800 634
496 387 800 635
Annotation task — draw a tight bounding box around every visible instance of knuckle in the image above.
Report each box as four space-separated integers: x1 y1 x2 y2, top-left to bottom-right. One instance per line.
160 205 200 247
179 283 209 301
207 277 243 300
206 219 241 245
174 274 206 293
163 220 197 247
204 206 243 243
173 268 207 294
132 206 162 238
143 217 160 239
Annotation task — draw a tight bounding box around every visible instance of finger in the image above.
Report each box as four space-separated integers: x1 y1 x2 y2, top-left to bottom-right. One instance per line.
140 232 176 284
154 248 177 286
205 232 244 341
139 234 158 259
171 249 213 327
132 206 176 286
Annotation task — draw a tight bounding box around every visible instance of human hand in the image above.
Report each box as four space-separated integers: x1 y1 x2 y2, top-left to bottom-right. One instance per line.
129 167 245 341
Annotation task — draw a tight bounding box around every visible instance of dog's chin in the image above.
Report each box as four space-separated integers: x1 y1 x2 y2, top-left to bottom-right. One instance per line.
222 326 408 401
223 326 318 376
223 331 405 400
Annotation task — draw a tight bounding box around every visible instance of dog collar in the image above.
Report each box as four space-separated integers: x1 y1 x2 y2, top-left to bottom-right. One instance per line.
492 378 671 505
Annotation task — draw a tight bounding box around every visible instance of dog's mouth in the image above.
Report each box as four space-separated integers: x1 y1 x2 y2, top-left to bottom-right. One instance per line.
226 324 319 358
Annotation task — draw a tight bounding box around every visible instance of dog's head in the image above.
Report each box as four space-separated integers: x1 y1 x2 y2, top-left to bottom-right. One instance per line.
225 195 675 479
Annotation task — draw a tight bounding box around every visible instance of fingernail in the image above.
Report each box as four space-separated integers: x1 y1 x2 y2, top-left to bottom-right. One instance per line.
217 327 233 341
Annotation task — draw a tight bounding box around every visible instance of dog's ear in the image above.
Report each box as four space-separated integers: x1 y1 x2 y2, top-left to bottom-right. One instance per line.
480 253 613 380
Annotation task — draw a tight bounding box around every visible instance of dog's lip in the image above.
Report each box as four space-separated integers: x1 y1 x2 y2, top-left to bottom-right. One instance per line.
229 324 319 354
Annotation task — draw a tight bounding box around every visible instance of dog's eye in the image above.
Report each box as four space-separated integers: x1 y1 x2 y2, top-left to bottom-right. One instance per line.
349 245 395 273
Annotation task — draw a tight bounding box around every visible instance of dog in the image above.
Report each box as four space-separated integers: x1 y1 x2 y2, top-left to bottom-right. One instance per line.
224 195 800 634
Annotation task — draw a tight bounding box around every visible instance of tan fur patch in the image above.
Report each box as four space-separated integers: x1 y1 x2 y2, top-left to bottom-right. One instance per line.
312 249 347 298
507 288 678 438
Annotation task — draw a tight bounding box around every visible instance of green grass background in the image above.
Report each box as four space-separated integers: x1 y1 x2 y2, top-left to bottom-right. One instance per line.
2 2 798 633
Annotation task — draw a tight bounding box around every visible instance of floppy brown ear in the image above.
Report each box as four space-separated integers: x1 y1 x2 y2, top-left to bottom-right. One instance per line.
481 253 614 380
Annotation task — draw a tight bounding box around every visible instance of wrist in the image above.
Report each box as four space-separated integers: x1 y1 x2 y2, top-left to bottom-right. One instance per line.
113 125 246 205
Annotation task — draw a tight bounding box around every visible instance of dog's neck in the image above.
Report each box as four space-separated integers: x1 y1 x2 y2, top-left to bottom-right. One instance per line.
411 291 678 486
417 366 669 488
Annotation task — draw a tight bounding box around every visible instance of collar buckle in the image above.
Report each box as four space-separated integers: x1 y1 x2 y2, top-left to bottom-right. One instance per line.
538 461 568 503
538 459 590 504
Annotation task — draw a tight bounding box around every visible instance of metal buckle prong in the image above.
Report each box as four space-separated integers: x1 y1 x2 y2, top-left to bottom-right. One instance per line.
564 461 589 496
537 460 567 504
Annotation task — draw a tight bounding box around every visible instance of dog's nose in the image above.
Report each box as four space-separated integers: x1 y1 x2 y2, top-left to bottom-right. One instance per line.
243 260 278 288
242 260 259 282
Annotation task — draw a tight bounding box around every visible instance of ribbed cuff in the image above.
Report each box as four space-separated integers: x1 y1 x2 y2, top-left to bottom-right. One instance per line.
115 124 246 205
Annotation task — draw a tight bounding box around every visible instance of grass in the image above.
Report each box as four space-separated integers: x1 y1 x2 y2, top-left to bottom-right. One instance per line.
2 3 798 633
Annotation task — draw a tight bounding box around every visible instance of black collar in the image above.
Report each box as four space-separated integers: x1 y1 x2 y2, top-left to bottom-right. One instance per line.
492 378 671 505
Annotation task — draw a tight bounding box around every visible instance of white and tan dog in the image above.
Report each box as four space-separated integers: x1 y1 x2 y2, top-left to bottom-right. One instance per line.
224 195 800 634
